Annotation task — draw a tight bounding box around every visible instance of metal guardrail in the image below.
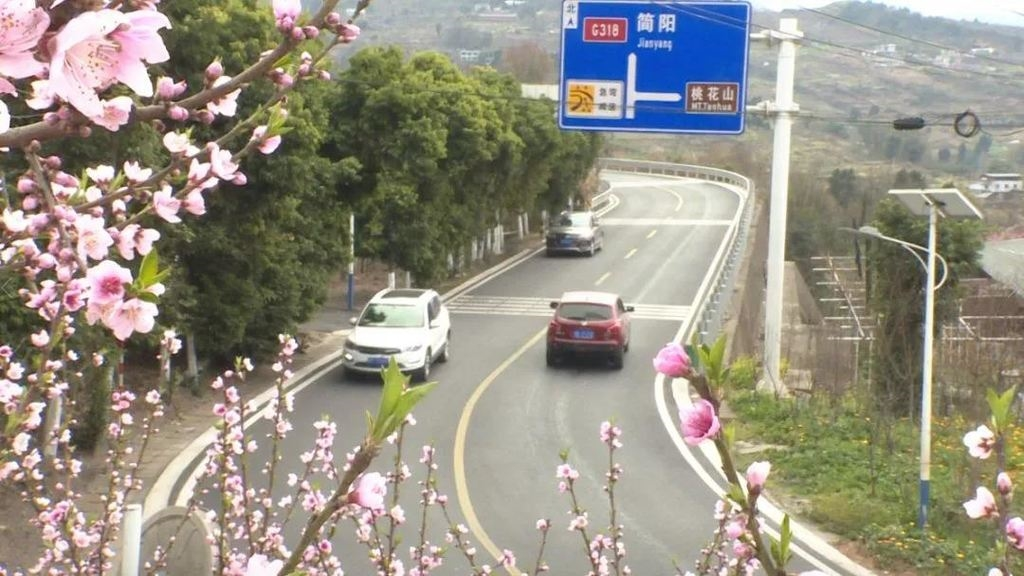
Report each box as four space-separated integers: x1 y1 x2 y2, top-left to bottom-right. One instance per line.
595 157 755 344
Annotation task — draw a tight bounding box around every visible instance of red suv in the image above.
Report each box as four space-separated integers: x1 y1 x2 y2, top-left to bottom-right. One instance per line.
546 291 634 369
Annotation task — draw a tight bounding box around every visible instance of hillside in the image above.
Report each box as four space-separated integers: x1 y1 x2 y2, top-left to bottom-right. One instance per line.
329 1 1024 188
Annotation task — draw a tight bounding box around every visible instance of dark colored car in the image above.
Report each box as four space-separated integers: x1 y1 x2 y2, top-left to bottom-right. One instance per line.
545 211 604 256
546 291 633 369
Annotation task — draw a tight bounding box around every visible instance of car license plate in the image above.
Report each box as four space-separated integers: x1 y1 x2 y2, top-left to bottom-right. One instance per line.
573 329 594 340
367 356 388 367
560 238 573 246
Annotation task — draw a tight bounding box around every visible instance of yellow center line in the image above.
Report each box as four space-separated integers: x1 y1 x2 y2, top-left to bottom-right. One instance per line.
453 329 546 576
595 272 611 286
624 248 638 259
647 229 658 239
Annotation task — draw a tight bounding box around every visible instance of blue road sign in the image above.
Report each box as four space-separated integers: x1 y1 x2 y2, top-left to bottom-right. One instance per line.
558 1 751 134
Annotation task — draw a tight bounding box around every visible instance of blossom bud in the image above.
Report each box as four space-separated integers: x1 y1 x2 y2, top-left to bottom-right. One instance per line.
318 70 331 81
168 105 189 122
339 23 361 43
196 110 215 125
77 126 92 138
275 73 294 89
205 60 224 82
999 472 1014 496
17 177 37 194
303 26 319 39
43 156 61 169
326 12 342 26
43 112 60 125
291 26 305 41
298 63 311 77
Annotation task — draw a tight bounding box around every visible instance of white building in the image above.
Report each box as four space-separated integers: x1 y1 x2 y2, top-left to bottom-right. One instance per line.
971 173 1023 199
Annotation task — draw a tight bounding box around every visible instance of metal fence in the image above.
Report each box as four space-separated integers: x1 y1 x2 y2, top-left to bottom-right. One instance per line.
595 157 756 345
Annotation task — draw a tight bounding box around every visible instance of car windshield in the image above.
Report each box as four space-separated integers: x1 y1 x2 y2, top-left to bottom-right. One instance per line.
557 303 612 321
557 213 590 227
358 303 424 328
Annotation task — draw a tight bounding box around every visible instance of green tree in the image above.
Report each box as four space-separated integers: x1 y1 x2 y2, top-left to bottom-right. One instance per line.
866 197 984 417
153 0 352 360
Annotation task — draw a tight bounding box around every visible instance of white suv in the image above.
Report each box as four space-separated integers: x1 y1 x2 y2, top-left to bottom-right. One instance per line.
342 288 451 381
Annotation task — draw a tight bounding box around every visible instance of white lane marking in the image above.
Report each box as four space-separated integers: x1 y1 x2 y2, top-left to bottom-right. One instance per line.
647 229 658 239
447 296 691 322
655 185 684 212
595 272 611 286
624 248 638 260
601 218 732 226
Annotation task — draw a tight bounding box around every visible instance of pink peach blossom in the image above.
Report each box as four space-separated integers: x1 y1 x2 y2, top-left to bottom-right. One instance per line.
245 554 283 576
74 214 114 261
679 399 720 445
92 96 134 132
0 0 50 89
86 260 132 306
123 160 153 183
206 75 240 117
183 189 206 216
1007 517 1024 550
653 342 691 378
154 76 187 100
251 125 282 154
347 472 386 511
746 461 771 492
152 186 181 223
964 424 996 459
163 131 192 154
48 9 171 119
964 486 997 519
106 297 158 340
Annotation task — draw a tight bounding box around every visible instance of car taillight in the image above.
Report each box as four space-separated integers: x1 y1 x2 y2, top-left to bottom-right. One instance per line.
548 321 560 336
608 323 621 341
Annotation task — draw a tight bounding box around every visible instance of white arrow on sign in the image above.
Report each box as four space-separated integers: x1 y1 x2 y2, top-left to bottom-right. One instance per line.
625 53 681 119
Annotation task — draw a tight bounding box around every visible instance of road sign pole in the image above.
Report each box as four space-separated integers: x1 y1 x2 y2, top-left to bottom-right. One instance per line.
761 18 802 394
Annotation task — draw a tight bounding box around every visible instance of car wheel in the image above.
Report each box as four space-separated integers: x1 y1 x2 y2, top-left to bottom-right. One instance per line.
610 348 624 370
546 347 559 367
417 349 432 382
439 332 451 363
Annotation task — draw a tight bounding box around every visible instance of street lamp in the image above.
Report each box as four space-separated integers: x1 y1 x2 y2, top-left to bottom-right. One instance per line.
852 189 983 530
845 226 949 290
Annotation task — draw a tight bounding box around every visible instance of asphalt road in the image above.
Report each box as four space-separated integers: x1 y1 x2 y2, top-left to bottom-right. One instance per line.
177 171 867 575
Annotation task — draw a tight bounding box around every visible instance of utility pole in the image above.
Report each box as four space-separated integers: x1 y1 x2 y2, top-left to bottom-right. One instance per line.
751 18 802 394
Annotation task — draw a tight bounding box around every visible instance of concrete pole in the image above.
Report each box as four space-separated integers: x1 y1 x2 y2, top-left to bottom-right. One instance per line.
121 503 142 576
919 202 939 529
43 395 62 462
762 18 801 394
347 213 355 311
387 272 396 290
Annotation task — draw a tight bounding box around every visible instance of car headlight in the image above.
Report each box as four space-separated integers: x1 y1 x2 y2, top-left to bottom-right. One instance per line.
403 344 423 352
344 340 357 350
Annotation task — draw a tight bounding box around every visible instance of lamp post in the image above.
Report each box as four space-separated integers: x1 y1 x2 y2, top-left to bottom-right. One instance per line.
855 189 982 530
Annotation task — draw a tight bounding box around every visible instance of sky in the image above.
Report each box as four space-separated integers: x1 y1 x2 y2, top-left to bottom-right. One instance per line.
750 0 1024 27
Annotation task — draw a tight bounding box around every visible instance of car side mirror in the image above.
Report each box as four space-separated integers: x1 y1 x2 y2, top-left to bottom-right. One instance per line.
625 305 635 312
349 317 358 326
550 301 559 309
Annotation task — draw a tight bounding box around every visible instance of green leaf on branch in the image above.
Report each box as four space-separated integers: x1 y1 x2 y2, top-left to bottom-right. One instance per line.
987 385 1016 432
370 358 435 441
770 514 793 568
137 249 170 290
726 484 745 506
